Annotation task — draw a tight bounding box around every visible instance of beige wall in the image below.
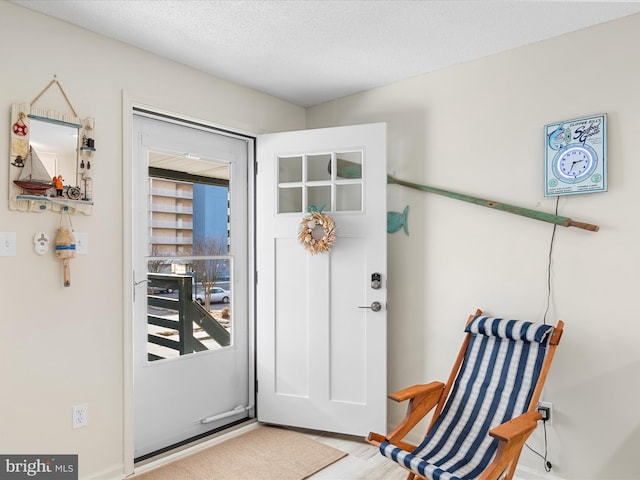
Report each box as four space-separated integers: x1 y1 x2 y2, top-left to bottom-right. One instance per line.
0 3 304 479
307 13 640 480
3 2 639 479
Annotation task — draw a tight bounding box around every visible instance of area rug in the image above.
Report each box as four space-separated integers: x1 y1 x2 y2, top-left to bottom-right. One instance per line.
134 426 347 480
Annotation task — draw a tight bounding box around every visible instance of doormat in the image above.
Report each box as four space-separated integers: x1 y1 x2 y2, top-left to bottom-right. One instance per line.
133 426 347 480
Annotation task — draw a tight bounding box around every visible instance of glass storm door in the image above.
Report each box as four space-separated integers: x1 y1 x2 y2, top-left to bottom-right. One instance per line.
132 114 252 459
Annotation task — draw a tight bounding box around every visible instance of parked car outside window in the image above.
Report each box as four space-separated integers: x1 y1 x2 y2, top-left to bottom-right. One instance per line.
194 286 230 305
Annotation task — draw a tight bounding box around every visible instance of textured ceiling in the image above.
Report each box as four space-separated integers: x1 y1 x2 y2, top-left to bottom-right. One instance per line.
12 1 640 107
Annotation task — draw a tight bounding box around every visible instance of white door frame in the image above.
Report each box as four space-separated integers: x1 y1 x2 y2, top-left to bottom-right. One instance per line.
121 93 257 474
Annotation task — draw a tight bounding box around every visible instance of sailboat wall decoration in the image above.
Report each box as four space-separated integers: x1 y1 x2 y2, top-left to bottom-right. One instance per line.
8 84 96 215
13 146 53 195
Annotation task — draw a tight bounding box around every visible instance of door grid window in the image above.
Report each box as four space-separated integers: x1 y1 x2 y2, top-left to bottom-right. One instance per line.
277 151 363 214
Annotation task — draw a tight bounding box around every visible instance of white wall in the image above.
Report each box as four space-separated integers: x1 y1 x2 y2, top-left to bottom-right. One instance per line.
307 14 640 480
0 3 304 479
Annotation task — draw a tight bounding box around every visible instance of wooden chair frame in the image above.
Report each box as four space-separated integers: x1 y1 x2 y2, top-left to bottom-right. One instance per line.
367 310 564 480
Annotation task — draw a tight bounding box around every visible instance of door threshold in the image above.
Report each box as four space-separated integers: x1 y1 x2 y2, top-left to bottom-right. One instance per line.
132 419 258 475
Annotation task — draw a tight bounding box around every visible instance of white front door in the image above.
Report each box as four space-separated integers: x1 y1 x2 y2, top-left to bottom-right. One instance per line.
132 114 252 459
256 123 387 436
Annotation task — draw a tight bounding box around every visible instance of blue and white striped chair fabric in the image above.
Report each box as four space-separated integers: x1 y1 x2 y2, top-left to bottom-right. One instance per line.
380 316 554 480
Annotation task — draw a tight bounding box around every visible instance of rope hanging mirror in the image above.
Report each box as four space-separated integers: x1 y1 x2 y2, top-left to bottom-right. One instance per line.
8 75 96 215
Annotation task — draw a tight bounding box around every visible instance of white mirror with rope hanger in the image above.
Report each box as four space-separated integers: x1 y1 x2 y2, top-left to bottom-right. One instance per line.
8 76 96 215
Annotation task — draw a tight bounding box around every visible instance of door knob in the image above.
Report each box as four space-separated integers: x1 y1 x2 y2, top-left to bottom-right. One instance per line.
359 301 382 312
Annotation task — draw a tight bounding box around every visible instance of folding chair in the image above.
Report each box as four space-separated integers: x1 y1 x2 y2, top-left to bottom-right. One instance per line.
367 310 564 480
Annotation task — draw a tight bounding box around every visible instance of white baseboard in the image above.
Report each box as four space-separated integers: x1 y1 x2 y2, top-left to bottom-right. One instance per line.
86 464 127 480
515 464 566 480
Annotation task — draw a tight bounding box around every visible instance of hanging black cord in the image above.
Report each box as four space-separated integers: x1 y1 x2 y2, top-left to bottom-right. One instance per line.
543 196 560 325
525 196 560 472
525 420 553 471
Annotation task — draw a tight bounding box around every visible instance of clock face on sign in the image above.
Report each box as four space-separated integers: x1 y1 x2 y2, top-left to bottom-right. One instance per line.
553 145 597 183
544 114 606 196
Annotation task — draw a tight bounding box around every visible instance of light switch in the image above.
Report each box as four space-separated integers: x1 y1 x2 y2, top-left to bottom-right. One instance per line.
75 232 88 255
0 232 17 256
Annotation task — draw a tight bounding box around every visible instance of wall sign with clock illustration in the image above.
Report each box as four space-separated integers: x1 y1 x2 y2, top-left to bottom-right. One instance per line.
544 113 606 196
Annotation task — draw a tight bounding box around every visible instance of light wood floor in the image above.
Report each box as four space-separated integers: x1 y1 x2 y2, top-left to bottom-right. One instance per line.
291 428 408 480
298 428 537 480
135 423 536 479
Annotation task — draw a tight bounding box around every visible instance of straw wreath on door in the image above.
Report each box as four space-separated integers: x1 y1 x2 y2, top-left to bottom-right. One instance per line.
298 205 335 254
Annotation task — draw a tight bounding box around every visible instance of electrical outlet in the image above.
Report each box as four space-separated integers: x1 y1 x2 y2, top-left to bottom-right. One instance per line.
537 401 553 425
72 403 88 428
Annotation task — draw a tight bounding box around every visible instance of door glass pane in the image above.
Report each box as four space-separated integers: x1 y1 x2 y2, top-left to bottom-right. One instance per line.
308 185 331 212
336 184 362 211
146 151 232 362
278 156 302 182
336 151 362 179
308 153 331 181
278 186 302 213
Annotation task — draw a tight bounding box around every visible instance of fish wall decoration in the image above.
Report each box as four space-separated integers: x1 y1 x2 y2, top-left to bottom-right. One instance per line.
387 205 409 236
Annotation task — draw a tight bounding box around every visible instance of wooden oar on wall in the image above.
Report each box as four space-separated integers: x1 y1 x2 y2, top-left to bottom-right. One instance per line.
332 159 599 232
387 175 599 232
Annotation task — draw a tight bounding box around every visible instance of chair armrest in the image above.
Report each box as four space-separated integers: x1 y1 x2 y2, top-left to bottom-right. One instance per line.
388 382 445 402
489 410 542 442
